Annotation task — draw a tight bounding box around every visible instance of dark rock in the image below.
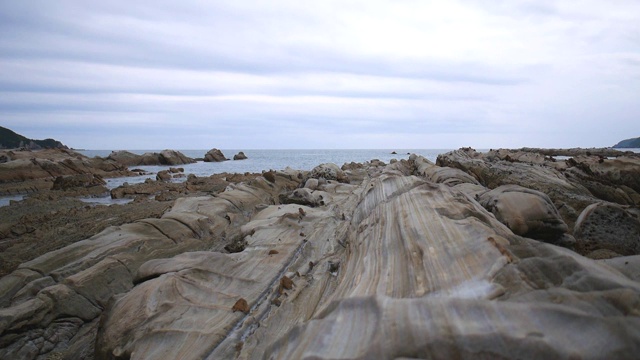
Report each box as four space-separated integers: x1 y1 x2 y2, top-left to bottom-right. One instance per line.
204 148 228 162
233 152 248 160
232 298 249 314
52 174 106 190
108 150 195 166
280 276 294 290
263 171 276 183
158 150 195 166
574 203 640 256
306 163 347 183
156 170 171 182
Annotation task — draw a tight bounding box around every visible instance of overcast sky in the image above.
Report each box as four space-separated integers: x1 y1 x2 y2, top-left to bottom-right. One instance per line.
1 1 638 149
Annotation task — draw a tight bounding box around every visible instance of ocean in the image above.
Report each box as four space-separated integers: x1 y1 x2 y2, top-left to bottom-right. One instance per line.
77 149 453 190
2 148 639 207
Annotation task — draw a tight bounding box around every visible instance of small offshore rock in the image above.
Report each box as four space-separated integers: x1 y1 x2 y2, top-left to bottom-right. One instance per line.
204 148 228 162
233 152 248 160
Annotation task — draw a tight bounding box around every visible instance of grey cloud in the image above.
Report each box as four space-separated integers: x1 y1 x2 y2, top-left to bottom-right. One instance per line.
1 0 638 149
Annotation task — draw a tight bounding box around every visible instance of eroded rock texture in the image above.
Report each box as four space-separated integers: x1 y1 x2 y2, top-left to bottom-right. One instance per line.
1 152 640 359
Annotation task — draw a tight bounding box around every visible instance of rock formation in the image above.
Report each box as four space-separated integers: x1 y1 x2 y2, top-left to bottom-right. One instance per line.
0 149 134 196
233 151 248 160
1 150 640 359
106 150 195 166
204 148 228 162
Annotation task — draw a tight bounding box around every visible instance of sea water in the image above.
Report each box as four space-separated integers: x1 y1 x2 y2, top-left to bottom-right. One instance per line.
2 149 450 207
78 149 453 189
3 148 639 207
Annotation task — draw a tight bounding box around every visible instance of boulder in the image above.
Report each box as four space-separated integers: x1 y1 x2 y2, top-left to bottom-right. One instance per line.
478 184 569 243
436 148 599 230
307 163 347 183
279 188 327 207
204 148 228 162
156 170 172 182
233 152 248 160
574 202 640 256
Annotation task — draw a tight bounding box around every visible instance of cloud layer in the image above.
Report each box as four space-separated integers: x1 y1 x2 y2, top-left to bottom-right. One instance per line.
1 0 639 149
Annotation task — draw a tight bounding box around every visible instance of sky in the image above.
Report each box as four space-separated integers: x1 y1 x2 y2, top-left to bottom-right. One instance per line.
1 0 639 149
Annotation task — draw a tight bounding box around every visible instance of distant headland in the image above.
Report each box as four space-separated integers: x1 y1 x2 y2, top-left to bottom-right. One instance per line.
613 136 640 148
0 126 68 150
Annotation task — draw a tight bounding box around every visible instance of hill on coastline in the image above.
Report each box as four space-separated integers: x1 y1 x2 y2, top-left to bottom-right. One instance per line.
613 136 640 148
0 126 68 150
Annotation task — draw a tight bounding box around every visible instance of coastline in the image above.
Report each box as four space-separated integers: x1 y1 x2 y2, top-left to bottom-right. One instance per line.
1 146 640 358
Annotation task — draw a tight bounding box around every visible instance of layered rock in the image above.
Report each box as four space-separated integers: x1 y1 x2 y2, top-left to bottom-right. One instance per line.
1 154 640 359
0 149 134 195
0 149 131 183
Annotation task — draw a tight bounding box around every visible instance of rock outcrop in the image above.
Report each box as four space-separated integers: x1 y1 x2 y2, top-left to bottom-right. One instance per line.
107 150 195 166
204 148 228 162
52 174 106 191
1 152 640 359
233 151 248 160
0 149 134 196
437 147 640 234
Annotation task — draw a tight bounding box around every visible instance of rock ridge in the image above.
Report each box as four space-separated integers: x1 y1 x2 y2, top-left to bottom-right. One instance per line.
0 150 639 359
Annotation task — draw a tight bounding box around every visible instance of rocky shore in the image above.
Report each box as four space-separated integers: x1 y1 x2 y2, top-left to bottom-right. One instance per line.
1 147 639 359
